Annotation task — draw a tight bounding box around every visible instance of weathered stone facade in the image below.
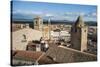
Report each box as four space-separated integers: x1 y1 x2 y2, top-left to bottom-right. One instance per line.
71 16 88 52
34 16 51 40
33 16 43 31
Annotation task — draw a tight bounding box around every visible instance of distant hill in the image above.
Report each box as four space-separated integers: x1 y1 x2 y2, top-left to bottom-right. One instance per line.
12 20 97 26
85 21 97 26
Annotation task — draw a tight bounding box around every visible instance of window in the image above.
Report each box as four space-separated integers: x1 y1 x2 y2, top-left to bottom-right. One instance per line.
84 30 86 32
75 28 77 32
23 34 26 39
35 21 38 25
22 34 27 42
40 20 43 24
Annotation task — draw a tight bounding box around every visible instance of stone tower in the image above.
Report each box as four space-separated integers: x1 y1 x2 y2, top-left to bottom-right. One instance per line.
33 16 43 31
71 16 88 52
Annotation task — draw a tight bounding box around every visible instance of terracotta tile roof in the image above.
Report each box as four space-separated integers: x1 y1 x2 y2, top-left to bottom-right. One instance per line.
38 55 59 64
12 50 17 56
27 41 40 47
28 41 35 45
27 44 36 47
45 45 97 63
12 50 43 61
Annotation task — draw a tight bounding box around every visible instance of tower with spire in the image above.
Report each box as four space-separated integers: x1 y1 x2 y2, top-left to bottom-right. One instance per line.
71 16 88 52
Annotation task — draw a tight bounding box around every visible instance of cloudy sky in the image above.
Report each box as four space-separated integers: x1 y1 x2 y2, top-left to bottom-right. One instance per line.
12 1 97 21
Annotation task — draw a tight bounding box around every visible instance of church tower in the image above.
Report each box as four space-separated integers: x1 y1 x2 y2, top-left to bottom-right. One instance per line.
71 16 88 52
33 16 43 31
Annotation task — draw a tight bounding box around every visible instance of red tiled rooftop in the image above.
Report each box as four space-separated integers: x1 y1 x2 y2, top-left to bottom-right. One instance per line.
12 50 43 61
38 55 59 64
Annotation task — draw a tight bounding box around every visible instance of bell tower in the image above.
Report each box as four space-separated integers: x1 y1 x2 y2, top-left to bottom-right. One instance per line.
71 16 88 52
33 16 43 31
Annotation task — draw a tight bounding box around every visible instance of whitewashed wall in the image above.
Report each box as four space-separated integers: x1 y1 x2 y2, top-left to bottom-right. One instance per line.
12 28 42 50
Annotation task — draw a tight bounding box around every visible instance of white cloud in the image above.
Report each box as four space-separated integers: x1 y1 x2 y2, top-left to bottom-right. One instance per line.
13 9 41 14
13 10 44 16
45 13 54 17
84 12 97 17
91 12 97 17
64 12 86 16
12 10 22 14
12 9 97 21
64 12 97 19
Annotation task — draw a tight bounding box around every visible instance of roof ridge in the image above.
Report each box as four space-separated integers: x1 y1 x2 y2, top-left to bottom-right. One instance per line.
36 52 45 62
58 45 96 57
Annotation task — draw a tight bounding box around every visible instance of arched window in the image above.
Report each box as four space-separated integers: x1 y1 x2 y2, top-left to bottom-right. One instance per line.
23 34 26 39
84 30 86 32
